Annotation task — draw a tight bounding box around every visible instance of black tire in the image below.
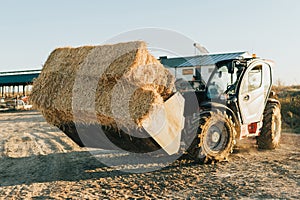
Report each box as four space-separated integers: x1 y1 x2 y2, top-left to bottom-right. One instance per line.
257 102 282 149
188 111 236 163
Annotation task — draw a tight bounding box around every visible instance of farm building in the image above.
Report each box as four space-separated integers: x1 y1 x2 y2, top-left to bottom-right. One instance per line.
0 69 41 97
159 52 251 83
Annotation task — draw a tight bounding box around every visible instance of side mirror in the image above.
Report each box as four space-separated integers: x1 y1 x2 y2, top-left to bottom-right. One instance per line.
229 61 235 74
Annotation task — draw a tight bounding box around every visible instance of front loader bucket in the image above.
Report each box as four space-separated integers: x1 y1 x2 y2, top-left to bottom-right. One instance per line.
142 92 185 155
56 93 185 154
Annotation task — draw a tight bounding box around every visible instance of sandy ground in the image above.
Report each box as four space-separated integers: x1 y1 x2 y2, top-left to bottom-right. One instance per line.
0 111 299 199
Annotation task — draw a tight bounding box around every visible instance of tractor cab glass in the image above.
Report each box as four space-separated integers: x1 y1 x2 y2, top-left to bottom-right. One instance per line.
207 61 243 99
240 65 262 94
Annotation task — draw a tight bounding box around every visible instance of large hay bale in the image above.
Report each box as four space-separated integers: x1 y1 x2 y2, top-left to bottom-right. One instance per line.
31 41 175 129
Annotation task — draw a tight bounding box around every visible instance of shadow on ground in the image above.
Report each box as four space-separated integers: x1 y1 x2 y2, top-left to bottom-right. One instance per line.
0 150 199 187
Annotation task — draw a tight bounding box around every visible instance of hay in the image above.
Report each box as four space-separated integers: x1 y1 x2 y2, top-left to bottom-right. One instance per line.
30 41 175 129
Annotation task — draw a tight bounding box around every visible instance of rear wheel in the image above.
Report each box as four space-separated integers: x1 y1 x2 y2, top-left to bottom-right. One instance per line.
188 111 236 163
257 102 281 149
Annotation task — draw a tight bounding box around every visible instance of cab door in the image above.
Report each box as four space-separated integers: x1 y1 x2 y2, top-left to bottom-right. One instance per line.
238 61 272 124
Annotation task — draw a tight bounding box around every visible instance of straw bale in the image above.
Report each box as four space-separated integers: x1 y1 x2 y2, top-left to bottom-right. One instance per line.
31 41 174 129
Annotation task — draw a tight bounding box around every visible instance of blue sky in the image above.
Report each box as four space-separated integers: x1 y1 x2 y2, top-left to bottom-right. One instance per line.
0 0 299 85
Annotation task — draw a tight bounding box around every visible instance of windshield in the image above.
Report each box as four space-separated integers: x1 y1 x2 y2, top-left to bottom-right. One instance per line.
207 64 240 99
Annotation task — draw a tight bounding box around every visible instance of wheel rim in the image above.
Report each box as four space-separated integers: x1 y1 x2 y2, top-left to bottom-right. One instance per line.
204 122 229 152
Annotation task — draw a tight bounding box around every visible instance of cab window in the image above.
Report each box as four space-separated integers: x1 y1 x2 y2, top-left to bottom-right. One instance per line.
241 65 262 94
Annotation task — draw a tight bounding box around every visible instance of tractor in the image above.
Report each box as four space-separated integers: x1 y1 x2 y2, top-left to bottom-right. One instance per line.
178 56 282 163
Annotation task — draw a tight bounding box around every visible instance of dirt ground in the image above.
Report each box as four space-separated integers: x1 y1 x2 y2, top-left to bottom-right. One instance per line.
0 111 299 199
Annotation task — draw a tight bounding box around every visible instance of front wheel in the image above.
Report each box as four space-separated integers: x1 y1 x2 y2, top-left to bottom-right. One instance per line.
188 111 236 163
257 102 282 149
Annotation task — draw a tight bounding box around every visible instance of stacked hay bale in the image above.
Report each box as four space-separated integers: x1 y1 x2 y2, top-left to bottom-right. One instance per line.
31 41 175 131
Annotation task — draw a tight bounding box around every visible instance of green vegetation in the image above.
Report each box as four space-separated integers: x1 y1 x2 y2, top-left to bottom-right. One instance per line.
274 85 300 133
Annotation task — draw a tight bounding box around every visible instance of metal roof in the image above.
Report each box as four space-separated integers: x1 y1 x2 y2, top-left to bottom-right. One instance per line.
0 70 41 86
160 52 250 68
